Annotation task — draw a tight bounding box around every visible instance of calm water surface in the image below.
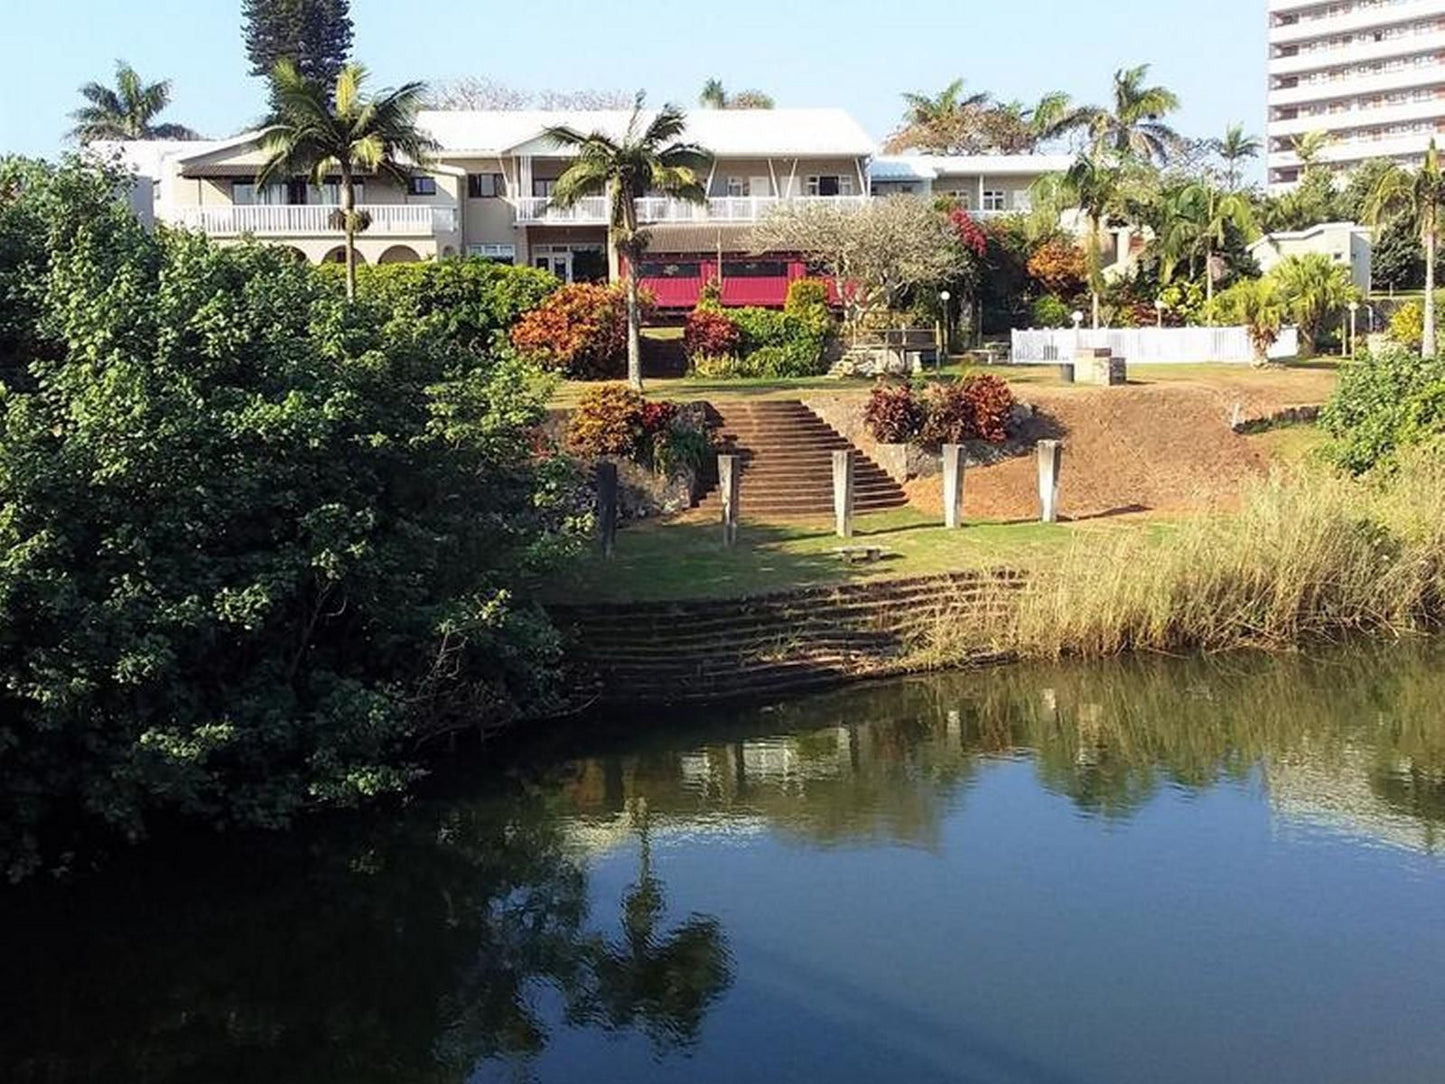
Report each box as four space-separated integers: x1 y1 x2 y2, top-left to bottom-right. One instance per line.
6 645 1445 1083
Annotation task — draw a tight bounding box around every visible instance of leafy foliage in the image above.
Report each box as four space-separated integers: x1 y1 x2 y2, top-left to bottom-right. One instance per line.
784 277 830 314
0 158 579 880
863 384 925 443
243 0 354 112
682 307 740 359
68 60 199 142
1030 294 1072 328
1321 342 1445 473
511 283 637 379
1270 253 1357 357
1026 238 1087 297
566 384 646 456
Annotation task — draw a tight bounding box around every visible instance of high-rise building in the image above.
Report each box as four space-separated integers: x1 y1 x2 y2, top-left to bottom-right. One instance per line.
1267 0 1445 191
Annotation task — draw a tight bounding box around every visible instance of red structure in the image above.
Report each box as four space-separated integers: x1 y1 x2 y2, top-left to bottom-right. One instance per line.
628 253 840 310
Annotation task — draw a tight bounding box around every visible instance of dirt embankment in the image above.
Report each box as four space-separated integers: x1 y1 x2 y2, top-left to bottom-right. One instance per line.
904 378 1331 522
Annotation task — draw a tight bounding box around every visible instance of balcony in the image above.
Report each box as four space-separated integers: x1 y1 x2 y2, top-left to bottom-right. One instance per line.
1270 0 1445 45
511 194 872 226
1270 30 1445 76
170 204 457 236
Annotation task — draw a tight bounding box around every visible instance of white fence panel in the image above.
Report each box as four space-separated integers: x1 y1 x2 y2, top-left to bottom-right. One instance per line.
1009 327 1299 364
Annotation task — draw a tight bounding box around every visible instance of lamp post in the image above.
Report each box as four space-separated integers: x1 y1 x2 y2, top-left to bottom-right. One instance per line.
1348 300 1359 358
1154 297 1166 329
938 289 951 369
1071 309 1084 357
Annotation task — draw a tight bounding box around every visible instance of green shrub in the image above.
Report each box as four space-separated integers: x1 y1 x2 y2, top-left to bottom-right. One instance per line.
0 158 579 879
1390 300 1424 348
784 277 829 315
1030 294 1071 328
1321 342 1445 473
689 352 754 378
730 306 831 377
566 383 646 456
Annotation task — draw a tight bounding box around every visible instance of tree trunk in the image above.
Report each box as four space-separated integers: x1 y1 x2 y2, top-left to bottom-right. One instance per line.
342 166 357 302
1205 248 1215 306
1091 290 1101 330
625 270 643 391
1424 222 1437 358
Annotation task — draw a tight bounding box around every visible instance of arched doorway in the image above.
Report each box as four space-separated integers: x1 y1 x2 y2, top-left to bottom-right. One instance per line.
378 245 421 265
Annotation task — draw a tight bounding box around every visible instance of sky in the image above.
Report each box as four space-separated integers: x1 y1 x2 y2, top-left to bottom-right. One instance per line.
0 0 1266 163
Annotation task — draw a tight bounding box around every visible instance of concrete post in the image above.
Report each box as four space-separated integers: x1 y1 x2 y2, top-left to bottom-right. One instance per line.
832 449 855 538
1037 439 1062 523
941 443 965 529
1056 363 1075 384
1074 346 1111 386
718 454 740 547
596 460 618 558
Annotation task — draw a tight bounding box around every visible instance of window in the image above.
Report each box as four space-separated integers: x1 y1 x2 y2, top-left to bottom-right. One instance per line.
637 261 702 279
533 178 556 198
724 260 787 278
945 188 973 210
982 189 1006 212
467 243 515 264
468 173 506 198
726 177 748 196
408 176 438 196
231 181 255 205
806 175 854 197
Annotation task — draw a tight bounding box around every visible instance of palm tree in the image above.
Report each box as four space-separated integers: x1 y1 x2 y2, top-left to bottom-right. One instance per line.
697 79 774 109
1272 253 1358 357
1215 124 1261 190
257 60 435 301
1157 181 1258 305
1212 278 1286 365
546 94 711 390
1363 140 1445 356
885 78 992 153
1036 153 1126 328
1029 91 1096 147
1292 129 1332 170
1089 64 1181 165
68 60 199 143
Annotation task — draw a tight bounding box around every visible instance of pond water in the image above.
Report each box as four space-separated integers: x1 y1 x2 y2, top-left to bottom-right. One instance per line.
6 645 1445 1083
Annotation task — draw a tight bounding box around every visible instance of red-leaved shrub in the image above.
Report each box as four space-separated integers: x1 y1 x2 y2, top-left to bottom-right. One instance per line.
863 383 924 443
512 283 637 379
958 373 1016 442
683 307 740 359
917 375 1017 447
948 208 988 257
566 383 645 456
639 399 678 437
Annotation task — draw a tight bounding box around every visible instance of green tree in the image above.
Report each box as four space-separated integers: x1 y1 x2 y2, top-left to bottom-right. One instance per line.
1088 64 1181 165
1214 124 1261 190
67 60 199 143
545 95 711 390
243 0 354 111
1034 153 1128 327
0 156 580 880
257 60 435 301
1209 277 1285 364
1271 252 1357 357
697 79 774 109
1372 215 1426 292
1157 180 1258 304
1362 140 1445 356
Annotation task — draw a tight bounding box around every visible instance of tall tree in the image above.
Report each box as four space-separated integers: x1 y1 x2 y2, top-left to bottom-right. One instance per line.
243 0 354 111
1215 124 1261 190
1157 181 1258 304
1272 253 1357 357
1088 64 1181 165
545 95 711 390
67 60 199 143
697 79 774 109
257 61 435 300
1362 140 1445 356
884 78 992 153
1033 154 1128 327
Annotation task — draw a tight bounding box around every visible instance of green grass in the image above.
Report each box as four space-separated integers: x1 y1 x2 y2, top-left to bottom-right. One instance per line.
545 506 1145 603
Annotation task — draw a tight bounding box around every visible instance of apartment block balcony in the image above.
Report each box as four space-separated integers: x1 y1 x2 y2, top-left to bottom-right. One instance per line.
511 194 871 226
170 204 458 236
1268 96 1445 138
1269 0 1445 45
1269 66 1445 106
1270 30 1445 77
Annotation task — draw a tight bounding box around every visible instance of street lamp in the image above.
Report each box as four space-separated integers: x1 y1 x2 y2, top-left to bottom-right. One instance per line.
1348 299 1360 357
1154 297 1166 329
938 289 951 367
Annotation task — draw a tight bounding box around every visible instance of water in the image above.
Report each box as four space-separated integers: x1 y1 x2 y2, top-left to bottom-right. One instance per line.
5 645 1445 1083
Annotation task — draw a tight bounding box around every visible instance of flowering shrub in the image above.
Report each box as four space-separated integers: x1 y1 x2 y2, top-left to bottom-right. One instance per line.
917 374 1017 447
566 383 645 456
683 307 740 358
511 283 647 379
948 208 988 258
863 383 924 443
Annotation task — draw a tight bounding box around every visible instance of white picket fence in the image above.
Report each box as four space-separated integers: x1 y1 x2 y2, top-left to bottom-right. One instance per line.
1009 326 1299 364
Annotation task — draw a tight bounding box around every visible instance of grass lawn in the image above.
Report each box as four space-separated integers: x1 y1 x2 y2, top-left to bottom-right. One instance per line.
545 506 1162 604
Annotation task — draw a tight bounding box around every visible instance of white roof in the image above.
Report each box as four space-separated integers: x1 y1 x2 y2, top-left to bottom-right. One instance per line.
872 153 1073 180
415 107 875 157
1249 221 1369 248
88 138 231 178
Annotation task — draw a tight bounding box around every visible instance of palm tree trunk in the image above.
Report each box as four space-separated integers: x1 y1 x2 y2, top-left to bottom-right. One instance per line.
1424 222 1437 358
342 165 357 302
1092 290 1100 330
625 268 643 391
1205 248 1215 306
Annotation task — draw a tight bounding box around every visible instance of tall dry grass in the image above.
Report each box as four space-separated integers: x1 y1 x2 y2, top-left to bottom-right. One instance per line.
915 452 1445 663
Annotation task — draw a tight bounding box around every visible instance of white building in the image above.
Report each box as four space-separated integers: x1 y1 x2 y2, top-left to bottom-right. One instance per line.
1267 0 1445 190
1248 220 1374 291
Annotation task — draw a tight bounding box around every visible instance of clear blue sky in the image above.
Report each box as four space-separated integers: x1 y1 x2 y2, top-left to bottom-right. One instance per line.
1 0 1265 159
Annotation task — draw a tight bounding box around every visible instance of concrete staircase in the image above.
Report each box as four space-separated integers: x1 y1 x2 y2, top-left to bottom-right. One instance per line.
696 400 908 519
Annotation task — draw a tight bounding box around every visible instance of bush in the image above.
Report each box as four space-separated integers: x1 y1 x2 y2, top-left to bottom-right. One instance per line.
1027 238 1087 296
683 307 740 359
863 384 924 443
1321 342 1445 473
0 158 579 879
510 283 640 379
689 352 756 378
652 412 711 478
784 277 830 314
1030 294 1071 328
1390 300 1424 348
566 383 646 456
732 306 831 377
918 374 1017 447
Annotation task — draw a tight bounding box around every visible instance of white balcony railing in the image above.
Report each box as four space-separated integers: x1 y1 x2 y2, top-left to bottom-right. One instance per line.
170 204 456 236
512 194 872 226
